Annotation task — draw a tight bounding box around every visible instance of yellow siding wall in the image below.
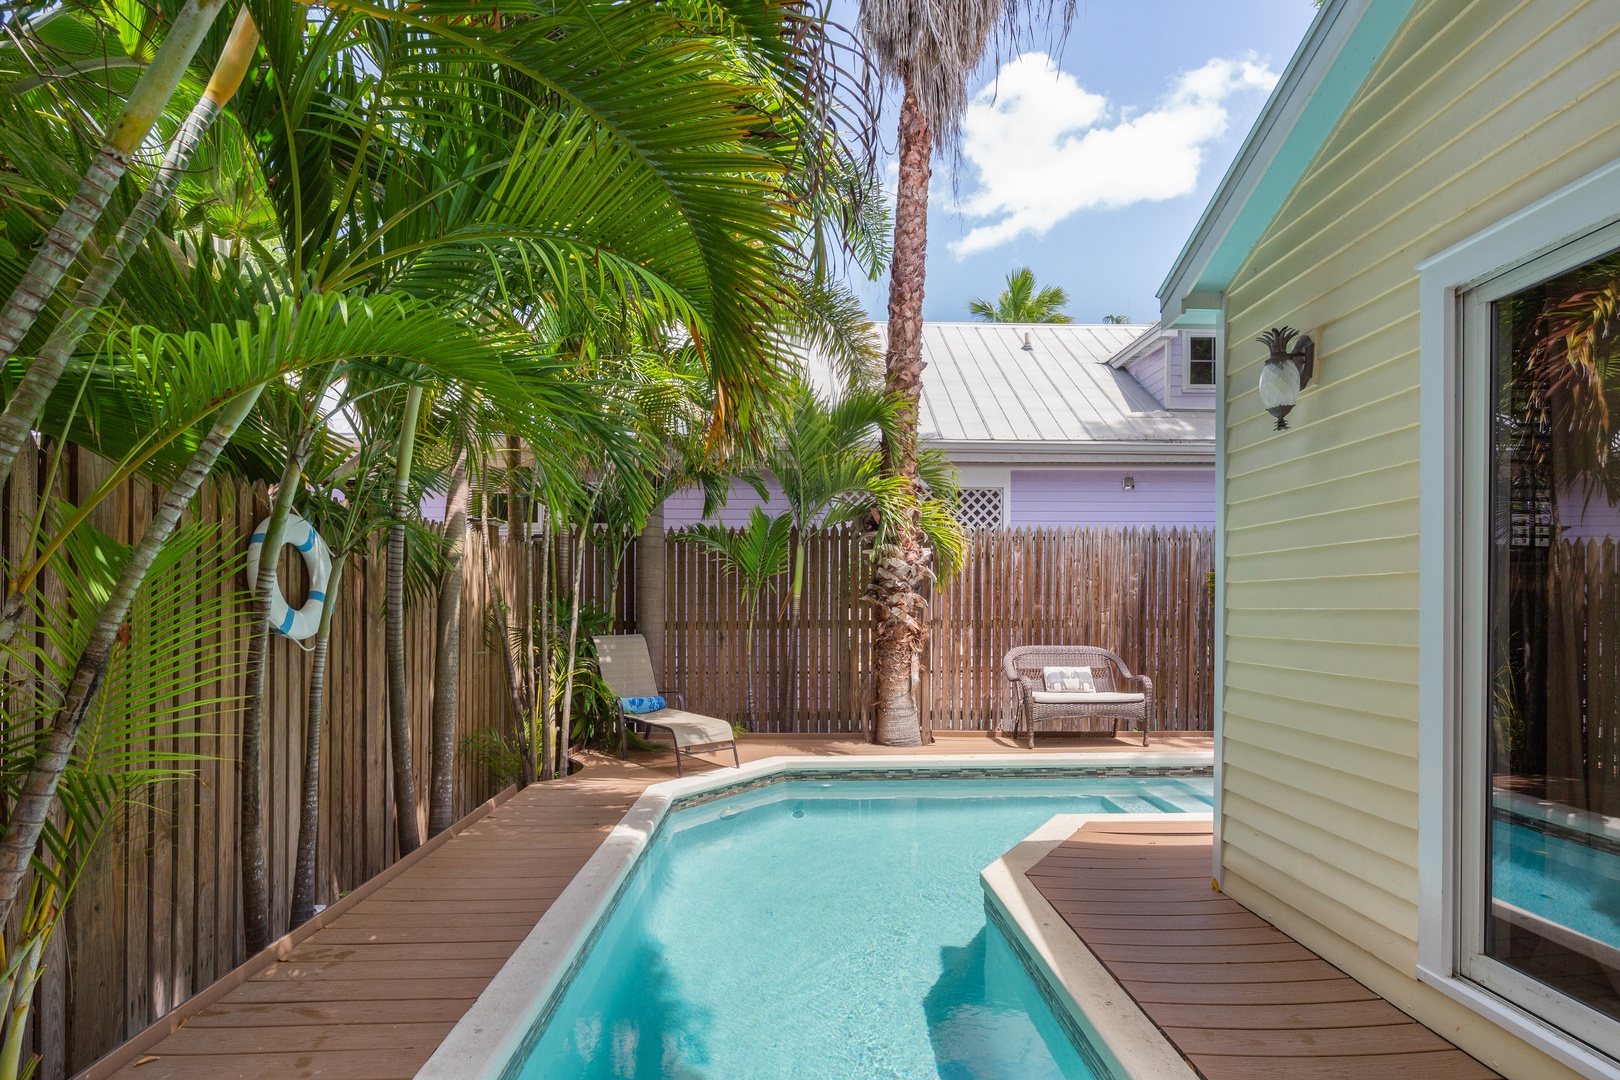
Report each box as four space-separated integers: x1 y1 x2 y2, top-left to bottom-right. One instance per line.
1220 1 1620 1073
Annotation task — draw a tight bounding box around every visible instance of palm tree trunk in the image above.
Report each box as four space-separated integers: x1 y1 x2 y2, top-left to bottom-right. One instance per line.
0 0 232 491
557 527 589 766
0 384 261 928
242 433 315 954
480 510 534 785
387 384 425 856
785 539 806 731
428 452 469 835
290 555 345 929
0 932 44 1080
538 512 555 779
871 83 932 748
745 601 759 729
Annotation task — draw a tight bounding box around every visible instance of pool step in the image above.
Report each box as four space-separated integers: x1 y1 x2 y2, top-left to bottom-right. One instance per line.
1101 795 1163 814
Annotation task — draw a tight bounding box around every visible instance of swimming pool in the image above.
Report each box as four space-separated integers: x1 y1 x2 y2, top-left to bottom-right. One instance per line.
507 775 1214 1079
1493 815 1620 951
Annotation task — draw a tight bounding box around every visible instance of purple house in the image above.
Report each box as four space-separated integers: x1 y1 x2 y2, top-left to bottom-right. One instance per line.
664 321 1216 529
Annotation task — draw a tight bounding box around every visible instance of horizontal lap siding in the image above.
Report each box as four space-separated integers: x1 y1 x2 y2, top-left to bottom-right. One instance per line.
1220 0 1620 985
1010 468 1215 527
1128 340 1169 402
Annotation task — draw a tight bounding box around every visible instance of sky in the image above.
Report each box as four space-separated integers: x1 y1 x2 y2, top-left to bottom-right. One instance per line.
838 0 1320 325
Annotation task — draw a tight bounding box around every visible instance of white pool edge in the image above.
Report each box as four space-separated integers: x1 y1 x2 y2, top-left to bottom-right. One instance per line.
414 751 1213 1080
980 813 1208 1080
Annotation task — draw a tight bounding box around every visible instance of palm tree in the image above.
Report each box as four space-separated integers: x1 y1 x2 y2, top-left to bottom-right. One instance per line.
686 510 793 728
0 293 509 935
857 0 1071 744
968 267 1073 324
0 7 259 497
0 0 873 945
0 518 243 1080
0 0 230 492
749 377 970 729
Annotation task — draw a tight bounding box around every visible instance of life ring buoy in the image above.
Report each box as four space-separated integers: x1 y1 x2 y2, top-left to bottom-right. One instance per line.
246 512 333 640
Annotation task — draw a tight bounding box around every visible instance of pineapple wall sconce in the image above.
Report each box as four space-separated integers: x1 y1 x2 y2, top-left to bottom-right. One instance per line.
1255 326 1316 431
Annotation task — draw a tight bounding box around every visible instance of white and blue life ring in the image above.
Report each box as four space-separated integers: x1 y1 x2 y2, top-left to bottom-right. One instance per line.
246 512 332 640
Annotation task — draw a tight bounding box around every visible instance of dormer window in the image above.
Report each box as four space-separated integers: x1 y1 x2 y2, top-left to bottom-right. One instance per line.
1188 334 1217 387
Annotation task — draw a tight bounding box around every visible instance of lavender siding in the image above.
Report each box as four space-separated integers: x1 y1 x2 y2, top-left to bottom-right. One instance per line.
1009 468 1214 528
1129 340 1169 403
662 477 785 527
1558 484 1620 540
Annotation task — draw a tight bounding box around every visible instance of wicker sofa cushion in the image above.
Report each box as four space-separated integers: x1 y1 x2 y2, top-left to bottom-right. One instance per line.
1028 691 1145 705
1042 665 1095 692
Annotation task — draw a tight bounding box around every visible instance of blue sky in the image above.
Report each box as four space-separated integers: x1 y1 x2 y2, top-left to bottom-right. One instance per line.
841 0 1319 324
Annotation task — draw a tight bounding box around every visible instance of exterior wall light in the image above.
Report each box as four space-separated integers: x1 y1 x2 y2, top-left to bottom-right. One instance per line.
1122 476 1136 490
1255 326 1316 430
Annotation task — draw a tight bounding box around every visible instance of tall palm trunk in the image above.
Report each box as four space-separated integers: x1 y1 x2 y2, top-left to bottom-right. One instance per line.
428 452 470 835
745 597 761 729
870 83 932 747
290 556 346 929
387 385 425 856
0 0 232 492
242 433 315 954
0 385 262 927
557 525 590 767
784 538 806 730
480 509 534 785
538 512 555 779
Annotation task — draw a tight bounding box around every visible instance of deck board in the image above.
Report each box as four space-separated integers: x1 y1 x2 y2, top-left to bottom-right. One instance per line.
1025 821 1500 1079
82 732 1212 1080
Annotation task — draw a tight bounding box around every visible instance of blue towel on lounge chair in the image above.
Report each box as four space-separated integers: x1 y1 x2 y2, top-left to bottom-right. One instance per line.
622 696 666 714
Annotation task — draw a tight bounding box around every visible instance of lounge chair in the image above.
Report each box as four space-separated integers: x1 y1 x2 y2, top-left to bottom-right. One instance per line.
593 634 740 775
1002 645 1153 748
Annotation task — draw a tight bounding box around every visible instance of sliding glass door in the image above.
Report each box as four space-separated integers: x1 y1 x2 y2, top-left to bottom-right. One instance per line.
1471 231 1620 1046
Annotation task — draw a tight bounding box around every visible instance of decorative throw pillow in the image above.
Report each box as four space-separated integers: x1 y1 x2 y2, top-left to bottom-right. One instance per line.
1042 666 1096 693
622 696 667 714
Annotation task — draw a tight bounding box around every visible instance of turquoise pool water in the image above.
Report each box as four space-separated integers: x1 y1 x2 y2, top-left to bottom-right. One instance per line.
1493 817 1620 949
513 775 1214 1079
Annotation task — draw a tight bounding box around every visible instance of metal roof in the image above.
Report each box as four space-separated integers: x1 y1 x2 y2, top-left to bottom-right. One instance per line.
848 322 1216 463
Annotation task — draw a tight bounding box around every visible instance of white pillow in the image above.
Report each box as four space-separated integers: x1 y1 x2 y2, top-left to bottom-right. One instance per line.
1042 666 1096 693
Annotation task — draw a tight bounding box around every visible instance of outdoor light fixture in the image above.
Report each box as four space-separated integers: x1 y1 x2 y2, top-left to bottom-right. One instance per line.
1255 326 1316 430
1122 476 1136 490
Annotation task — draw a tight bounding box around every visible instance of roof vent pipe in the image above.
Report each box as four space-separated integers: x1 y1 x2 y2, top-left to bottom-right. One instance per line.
1021 331 1033 351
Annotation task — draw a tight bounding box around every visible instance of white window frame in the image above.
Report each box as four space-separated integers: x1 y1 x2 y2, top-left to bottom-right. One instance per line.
1183 331 1219 391
1417 155 1620 1079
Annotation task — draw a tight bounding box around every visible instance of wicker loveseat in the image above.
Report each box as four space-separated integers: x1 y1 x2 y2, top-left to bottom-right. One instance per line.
1002 645 1153 747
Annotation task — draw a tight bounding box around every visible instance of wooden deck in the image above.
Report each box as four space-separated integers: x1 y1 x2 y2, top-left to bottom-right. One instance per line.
1026 820 1500 1079
81 732 1209 1080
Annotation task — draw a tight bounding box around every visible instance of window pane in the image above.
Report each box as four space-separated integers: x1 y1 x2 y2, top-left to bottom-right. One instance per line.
1189 336 1216 386
1487 245 1620 1022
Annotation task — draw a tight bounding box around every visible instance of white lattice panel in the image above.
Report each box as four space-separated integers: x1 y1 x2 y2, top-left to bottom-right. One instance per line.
956 487 1004 530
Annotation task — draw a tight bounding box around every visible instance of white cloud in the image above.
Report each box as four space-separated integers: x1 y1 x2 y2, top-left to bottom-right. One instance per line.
948 53 1278 257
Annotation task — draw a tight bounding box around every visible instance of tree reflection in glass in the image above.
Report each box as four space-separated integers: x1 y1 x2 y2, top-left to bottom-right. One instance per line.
1488 247 1620 1023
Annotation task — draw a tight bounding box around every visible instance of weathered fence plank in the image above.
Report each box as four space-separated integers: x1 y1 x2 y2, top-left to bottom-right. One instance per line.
658 525 1216 734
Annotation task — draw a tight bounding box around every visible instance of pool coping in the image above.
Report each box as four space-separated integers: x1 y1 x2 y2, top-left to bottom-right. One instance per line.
413 750 1213 1080
980 813 1210 1080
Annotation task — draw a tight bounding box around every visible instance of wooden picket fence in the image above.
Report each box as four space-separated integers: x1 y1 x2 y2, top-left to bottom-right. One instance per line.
1539 538 1620 816
27 448 638 1078
660 526 1215 735
38 451 1207 1076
